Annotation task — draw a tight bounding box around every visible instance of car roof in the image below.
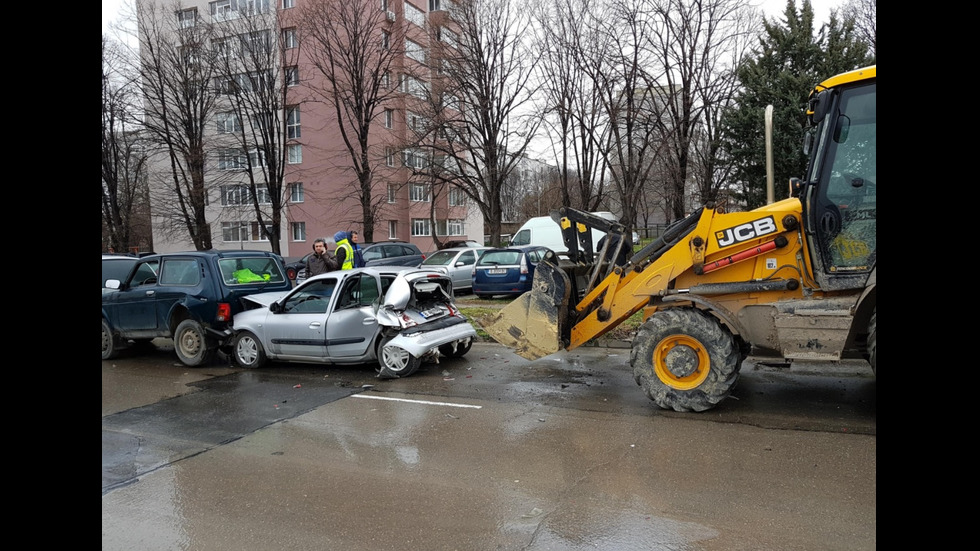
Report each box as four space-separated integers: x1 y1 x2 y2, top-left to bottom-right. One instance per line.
434 246 490 253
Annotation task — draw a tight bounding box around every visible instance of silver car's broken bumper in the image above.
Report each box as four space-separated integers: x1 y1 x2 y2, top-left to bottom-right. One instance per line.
384 320 478 357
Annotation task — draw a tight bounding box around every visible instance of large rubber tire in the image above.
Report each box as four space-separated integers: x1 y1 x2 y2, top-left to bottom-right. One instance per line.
174 319 215 367
630 308 741 412
439 338 473 358
102 318 119 360
377 337 421 379
867 307 876 375
233 330 267 369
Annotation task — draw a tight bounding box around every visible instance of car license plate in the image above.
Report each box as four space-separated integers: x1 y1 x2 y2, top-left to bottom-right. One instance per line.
420 308 443 318
488 269 507 275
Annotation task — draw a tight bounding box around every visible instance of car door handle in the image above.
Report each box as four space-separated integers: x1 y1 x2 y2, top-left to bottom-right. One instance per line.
145 290 155 296
309 322 321 328
363 318 376 325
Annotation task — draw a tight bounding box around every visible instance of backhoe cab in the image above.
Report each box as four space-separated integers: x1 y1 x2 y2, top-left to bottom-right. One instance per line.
485 65 876 412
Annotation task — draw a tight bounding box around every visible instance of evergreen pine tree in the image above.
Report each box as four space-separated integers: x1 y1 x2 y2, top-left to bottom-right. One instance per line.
721 0 873 208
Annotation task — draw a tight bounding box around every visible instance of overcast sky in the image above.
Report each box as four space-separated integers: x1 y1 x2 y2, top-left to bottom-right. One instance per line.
103 1 844 35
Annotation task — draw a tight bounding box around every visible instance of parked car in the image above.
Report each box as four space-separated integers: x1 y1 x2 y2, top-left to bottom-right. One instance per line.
229 267 477 378
418 246 490 294
361 241 425 267
284 252 314 281
472 245 552 299
439 239 484 249
102 254 139 291
102 250 292 366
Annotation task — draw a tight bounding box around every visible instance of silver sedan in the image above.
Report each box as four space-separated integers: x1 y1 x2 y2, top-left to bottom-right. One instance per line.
229 267 477 378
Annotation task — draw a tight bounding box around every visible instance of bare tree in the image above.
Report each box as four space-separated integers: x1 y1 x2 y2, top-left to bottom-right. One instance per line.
299 0 408 243
103 34 153 253
210 7 299 254
134 0 221 250
644 0 753 220
532 0 610 212
841 0 875 58
426 0 543 247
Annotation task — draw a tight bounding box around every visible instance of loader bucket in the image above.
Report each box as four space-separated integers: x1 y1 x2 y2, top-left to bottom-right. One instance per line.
483 259 571 360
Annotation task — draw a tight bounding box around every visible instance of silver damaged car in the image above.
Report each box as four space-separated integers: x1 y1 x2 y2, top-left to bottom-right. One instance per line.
229 267 477 378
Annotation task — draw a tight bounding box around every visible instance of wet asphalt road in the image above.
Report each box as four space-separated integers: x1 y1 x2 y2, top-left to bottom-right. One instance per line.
102 341 876 551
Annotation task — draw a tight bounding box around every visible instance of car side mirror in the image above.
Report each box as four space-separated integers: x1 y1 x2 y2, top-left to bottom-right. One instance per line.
269 302 281 314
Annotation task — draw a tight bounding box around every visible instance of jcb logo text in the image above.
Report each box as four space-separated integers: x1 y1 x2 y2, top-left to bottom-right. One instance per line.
715 216 778 247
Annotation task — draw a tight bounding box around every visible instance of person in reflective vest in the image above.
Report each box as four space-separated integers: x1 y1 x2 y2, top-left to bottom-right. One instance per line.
334 231 355 270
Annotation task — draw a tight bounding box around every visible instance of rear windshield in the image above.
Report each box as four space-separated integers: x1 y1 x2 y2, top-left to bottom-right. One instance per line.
422 251 455 266
218 257 287 285
478 250 521 265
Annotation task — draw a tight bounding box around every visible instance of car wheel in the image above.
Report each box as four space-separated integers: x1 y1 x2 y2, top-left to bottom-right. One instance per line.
233 330 267 369
439 338 473 358
102 318 119 360
377 339 421 379
174 319 215 367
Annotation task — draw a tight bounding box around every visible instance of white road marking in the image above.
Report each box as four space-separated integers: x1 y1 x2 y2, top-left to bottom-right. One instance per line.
352 394 482 409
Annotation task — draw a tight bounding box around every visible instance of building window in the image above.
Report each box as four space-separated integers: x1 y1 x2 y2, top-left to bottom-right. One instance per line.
400 75 428 99
387 183 397 203
439 27 457 47
382 31 390 50
289 182 304 202
221 184 271 205
410 183 430 202
384 109 393 129
287 144 302 164
380 0 388 10
386 147 395 167
407 111 427 132
216 112 242 134
388 220 398 239
405 2 424 26
283 0 295 8
286 106 301 139
218 149 246 170
291 221 306 241
222 221 248 242
283 28 298 49
243 30 270 54
403 149 427 169
405 39 425 63
285 66 299 86
381 71 390 88
178 8 197 28
429 0 442 11
412 218 431 237
437 219 464 236
251 221 272 241
248 149 268 168
449 186 466 206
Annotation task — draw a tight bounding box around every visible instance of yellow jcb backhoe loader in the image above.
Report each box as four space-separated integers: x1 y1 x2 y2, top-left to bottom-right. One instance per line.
485 65 876 412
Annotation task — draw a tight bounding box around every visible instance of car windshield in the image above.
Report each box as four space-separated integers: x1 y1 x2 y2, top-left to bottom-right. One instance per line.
421 251 456 266
479 251 521 265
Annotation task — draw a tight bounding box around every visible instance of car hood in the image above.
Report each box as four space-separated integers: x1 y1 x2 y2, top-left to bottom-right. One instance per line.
242 290 291 307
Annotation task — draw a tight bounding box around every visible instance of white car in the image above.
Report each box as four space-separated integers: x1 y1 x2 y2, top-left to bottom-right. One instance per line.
229 267 477 378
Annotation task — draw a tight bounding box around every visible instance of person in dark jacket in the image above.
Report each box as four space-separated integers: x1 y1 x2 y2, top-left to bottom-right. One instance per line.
305 238 339 277
349 230 366 268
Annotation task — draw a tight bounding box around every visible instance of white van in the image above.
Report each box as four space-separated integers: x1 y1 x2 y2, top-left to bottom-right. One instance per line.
510 211 618 255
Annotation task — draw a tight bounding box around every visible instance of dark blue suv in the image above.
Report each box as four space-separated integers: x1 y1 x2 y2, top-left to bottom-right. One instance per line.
472 245 551 299
102 250 292 366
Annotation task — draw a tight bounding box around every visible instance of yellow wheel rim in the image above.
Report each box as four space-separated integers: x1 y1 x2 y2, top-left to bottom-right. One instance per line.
652 335 710 390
